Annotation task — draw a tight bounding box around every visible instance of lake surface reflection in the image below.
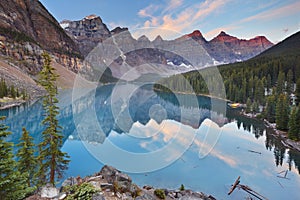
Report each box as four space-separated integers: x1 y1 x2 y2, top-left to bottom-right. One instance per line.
1 84 300 199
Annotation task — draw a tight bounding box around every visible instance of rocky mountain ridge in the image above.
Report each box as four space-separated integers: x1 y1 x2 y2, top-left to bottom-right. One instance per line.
61 15 273 81
0 0 86 102
61 15 273 64
0 0 80 57
0 0 274 96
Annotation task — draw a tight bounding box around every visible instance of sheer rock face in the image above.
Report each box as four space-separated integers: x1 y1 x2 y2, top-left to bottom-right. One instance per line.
61 15 111 56
208 31 273 62
0 0 80 55
0 0 83 80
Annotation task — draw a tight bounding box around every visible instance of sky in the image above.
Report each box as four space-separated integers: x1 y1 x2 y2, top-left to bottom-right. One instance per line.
40 0 300 43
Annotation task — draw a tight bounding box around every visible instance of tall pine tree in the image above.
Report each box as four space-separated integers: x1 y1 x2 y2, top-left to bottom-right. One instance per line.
295 78 300 105
277 72 285 95
286 69 294 95
16 127 37 187
265 95 276 123
288 107 298 140
37 52 70 186
276 93 289 130
296 105 300 140
0 117 33 199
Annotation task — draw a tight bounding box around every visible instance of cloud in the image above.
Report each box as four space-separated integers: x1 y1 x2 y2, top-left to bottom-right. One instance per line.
193 0 227 20
134 0 232 40
241 1 300 23
163 0 184 13
138 4 160 18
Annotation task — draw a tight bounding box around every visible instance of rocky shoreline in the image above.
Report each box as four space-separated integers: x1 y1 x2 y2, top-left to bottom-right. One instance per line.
0 99 26 110
27 165 216 200
263 119 300 152
241 111 300 152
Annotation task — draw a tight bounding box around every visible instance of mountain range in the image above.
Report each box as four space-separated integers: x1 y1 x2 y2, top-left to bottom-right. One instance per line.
0 0 278 96
60 15 273 80
61 15 273 63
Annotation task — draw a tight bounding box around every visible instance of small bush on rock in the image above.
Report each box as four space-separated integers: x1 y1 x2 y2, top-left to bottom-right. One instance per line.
154 189 166 199
179 184 185 191
64 183 99 200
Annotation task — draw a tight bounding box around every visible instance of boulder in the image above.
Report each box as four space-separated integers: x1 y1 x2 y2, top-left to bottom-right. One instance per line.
135 192 156 200
40 184 59 198
92 192 106 200
99 165 132 192
61 176 78 187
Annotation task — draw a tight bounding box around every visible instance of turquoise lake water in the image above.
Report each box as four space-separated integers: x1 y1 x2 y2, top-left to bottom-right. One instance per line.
1 84 300 199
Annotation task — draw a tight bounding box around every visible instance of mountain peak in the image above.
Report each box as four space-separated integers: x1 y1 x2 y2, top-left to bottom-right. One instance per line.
187 30 203 38
249 35 273 48
218 31 229 37
212 31 237 42
111 27 129 35
84 14 99 20
153 35 164 43
137 35 150 42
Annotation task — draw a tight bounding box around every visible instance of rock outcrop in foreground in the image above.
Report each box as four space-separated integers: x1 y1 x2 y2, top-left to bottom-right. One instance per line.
27 165 216 200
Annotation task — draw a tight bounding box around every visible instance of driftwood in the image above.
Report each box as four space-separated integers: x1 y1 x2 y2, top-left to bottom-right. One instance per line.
277 170 290 180
248 150 262 154
228 176 268 200
228 176 240 195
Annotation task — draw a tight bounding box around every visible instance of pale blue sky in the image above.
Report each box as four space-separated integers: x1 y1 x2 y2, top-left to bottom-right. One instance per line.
40 0 300 43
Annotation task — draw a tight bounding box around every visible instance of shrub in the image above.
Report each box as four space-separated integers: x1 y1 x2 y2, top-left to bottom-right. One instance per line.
64 183 99 200
154 189 166 199
179 184 185 191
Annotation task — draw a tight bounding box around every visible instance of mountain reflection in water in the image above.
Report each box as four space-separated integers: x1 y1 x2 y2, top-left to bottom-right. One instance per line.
1 84 300 199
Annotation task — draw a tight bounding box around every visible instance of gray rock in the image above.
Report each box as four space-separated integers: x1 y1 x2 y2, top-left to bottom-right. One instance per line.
92 192 106 200
100 165 133 192
135 192 156 200
100 182 113 190
62 177 78 187
58 193 67 200
40 184 59 198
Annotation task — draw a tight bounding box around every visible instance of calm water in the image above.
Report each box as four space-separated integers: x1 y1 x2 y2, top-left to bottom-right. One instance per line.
1 84 300 199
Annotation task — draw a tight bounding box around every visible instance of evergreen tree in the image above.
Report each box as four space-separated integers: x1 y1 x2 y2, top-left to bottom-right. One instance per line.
254 80 265 105
252 101 259 113
16 127 37 187
266 74 272 93
0 78 8 98
37 52 70 186
295 104 300 140
36 145 46 187
10 85 16 99
0 117 33 199
21 89 26 100
295 78 300 105
287 69 294 94
288 107 298 140
276 93 289 130
16 88 20 98
265 95 276 123
245 98 252 113
277 71 285 94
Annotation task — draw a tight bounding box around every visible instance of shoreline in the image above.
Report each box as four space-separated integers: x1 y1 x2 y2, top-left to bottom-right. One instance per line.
0 96 42 111
27 165 217 200
240 111 300 152
153 87 230 102
263 119 300 152
0 99 26 110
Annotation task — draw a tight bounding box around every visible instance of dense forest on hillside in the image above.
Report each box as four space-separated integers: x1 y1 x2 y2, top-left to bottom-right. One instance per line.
155 31 300 140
